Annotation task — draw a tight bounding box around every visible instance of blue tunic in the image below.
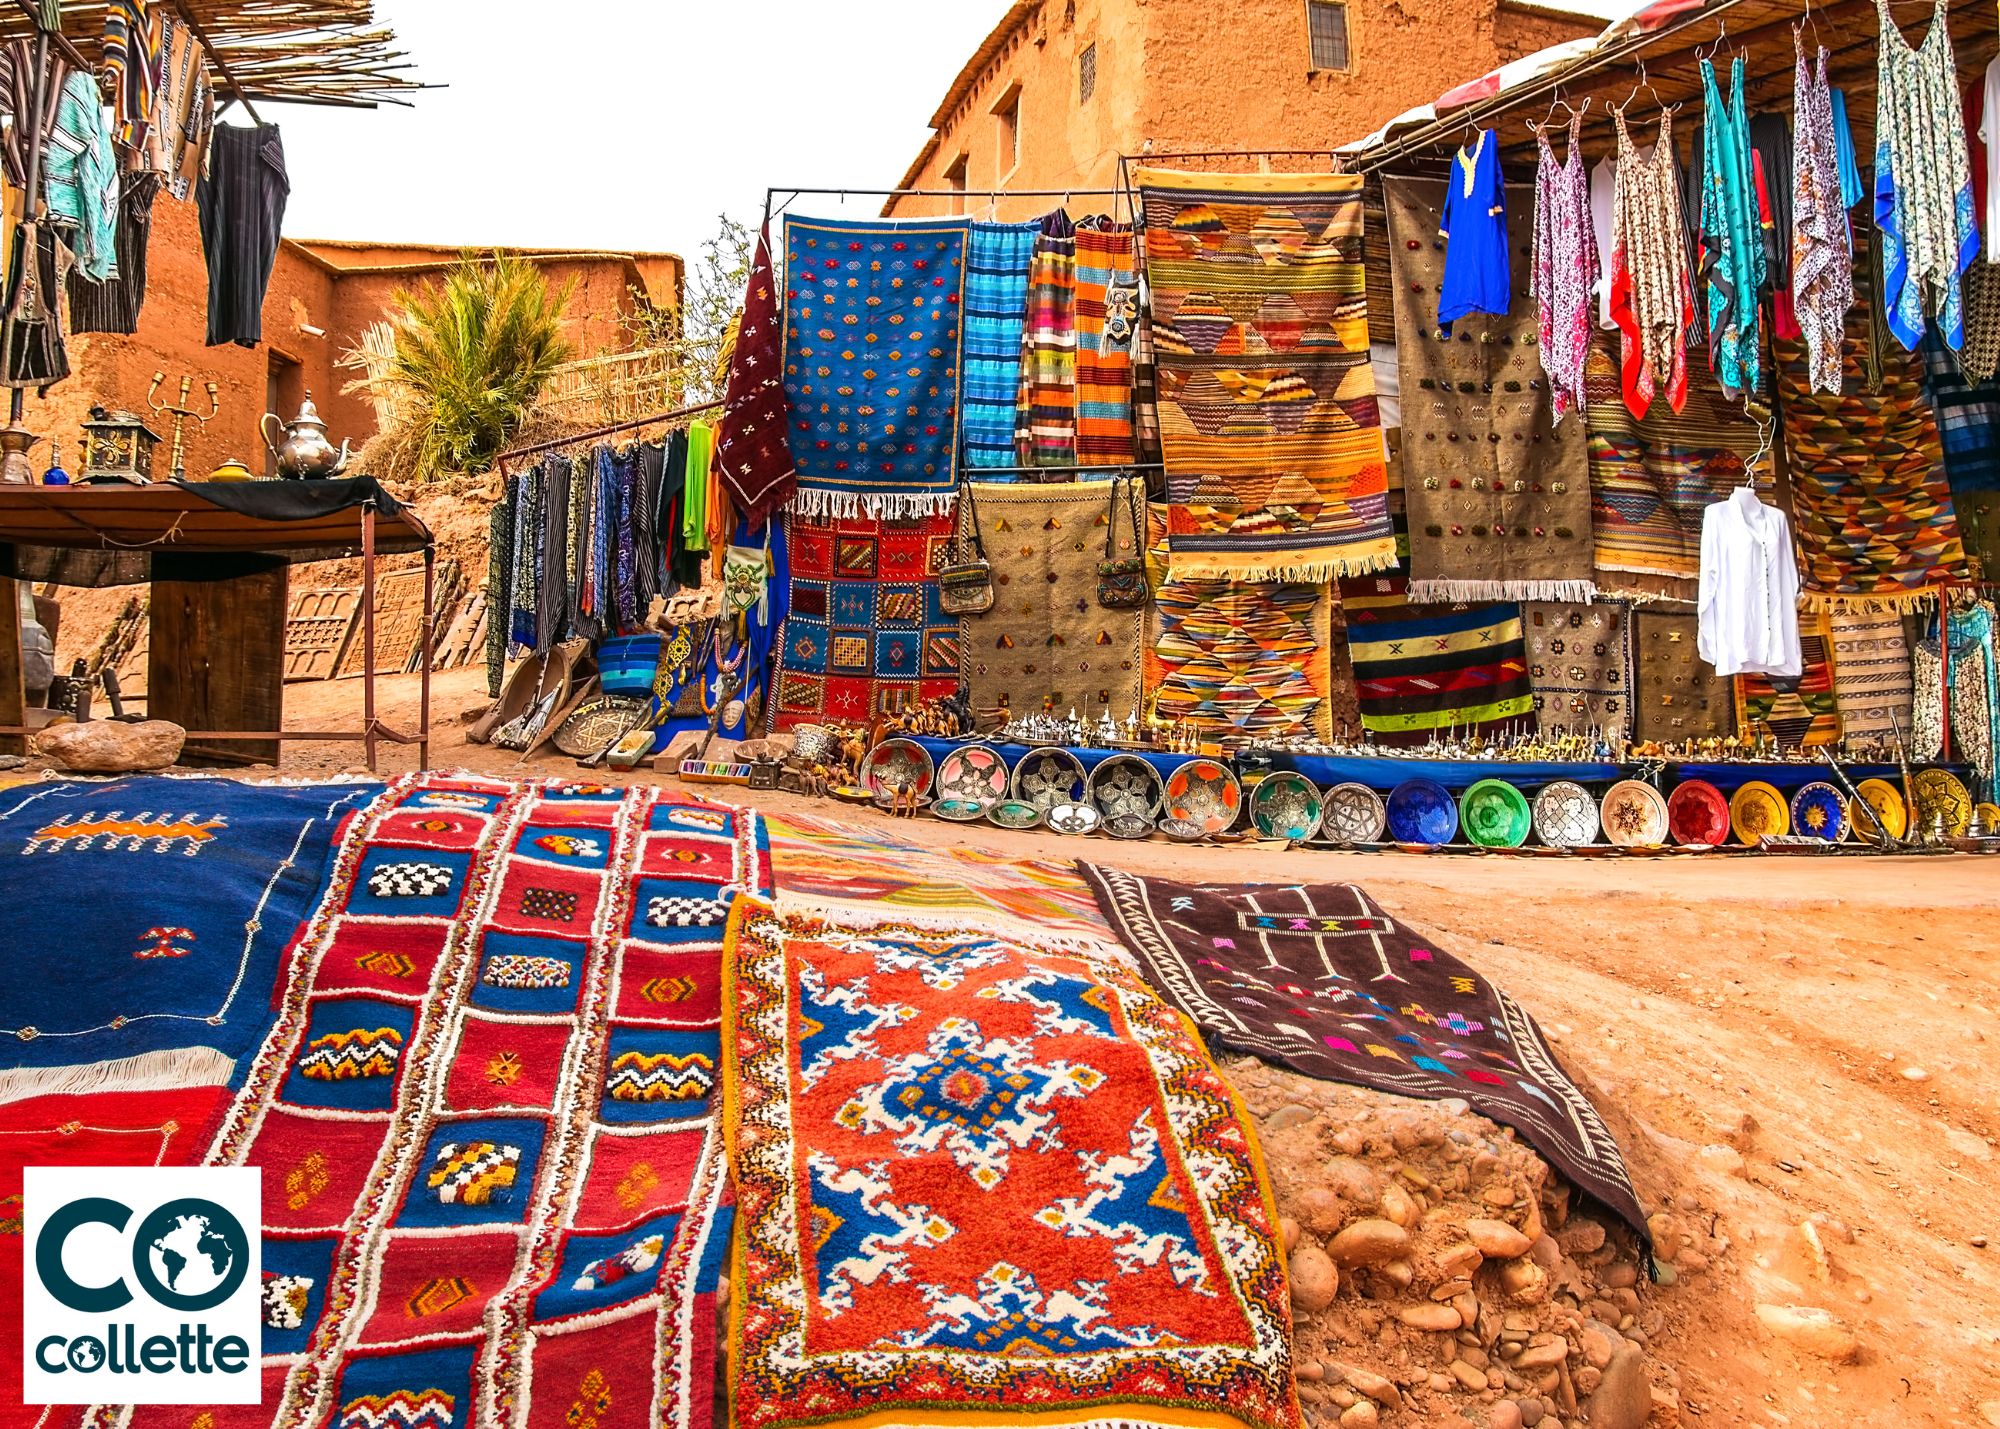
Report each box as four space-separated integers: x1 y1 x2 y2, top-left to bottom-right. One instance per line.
1438 130 1511 326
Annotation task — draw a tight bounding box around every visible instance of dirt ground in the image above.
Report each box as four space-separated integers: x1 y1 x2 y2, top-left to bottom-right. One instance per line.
51 664 2000 1427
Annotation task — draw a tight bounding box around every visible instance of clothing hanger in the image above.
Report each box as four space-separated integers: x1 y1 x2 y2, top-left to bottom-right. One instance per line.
1743 409 1775 489
1613 61 1670 116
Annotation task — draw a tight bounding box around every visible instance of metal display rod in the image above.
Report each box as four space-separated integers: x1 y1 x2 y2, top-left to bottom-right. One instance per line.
762 184 1127 228
493 399 724 476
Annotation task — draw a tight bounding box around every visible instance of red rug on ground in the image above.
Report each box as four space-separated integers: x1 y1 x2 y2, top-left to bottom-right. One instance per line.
723 903 1301 1429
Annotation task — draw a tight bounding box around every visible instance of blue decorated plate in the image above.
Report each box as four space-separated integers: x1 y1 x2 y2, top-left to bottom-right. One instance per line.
1385 777 1459 846
1789 781 1848 843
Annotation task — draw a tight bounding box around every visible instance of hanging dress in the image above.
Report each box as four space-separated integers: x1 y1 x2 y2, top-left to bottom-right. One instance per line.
1609 106 1695 418
1791 34 1855 394
1698 56 1767 402
1532 111 1599 423
1438 129 1511 326
1873 0 1978 350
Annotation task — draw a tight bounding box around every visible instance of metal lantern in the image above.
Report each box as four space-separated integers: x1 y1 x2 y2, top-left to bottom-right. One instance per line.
79 406 163 485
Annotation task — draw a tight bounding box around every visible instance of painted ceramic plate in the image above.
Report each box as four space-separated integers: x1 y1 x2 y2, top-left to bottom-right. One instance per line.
935 743 1010 804
1385 777 1458 846
1912 767 1974 839
1852 777 1908 845
1104 811 1154 840
1601 779 1670 848
1789 781 1849 843
830 784 875 805
1159 816 1210 843
1046 801 1101 836
1666 779 1731 848
933 797 989 822
1321 782 1387 844
1011 746 1087 811
1087 753 1166 821
1728 781 1790 845
1460 778 1531 849
863 737 935 800
986 799 1044 830
1532 779 1600 848
1250 771 1323 842
1164 758 1242 835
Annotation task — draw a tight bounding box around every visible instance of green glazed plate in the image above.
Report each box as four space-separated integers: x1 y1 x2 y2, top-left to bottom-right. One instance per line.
1459 778 1531 849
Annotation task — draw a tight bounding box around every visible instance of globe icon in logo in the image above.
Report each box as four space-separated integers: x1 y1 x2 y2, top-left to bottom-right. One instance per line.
145 1212 237 1300
65 1338 105 1372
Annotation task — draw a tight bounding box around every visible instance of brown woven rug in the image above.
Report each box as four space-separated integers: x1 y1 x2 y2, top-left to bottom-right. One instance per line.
1523 600 1632 742
958 480 1145 722
1630 609 1734 744
1077 865 1651 1247
1387 177 1596 603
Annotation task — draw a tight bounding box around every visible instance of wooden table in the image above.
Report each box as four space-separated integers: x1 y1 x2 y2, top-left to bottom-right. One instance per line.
0 481 435 771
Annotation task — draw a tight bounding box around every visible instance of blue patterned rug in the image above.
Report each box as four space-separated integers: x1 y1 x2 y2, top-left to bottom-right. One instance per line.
782 215 969 519
0 776 376 1099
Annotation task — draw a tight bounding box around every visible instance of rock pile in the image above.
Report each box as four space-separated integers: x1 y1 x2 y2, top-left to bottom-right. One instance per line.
1224 1059 1708 1429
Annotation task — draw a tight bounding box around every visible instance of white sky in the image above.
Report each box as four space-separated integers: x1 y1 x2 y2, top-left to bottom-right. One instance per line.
273 0 1641 262
275 1 1015 259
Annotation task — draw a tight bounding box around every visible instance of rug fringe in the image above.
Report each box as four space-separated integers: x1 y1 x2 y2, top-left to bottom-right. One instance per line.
1799 588 1941 613
0 1046 234 1105
790 485 958 522
1165 541 1399 585
1408 578 1600 605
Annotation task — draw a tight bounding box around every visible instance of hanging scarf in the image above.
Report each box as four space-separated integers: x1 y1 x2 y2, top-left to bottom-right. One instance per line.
1699 55 1768 401
1016 209 1079 466
1791 36 1854 394
684 420 714 554
714 228 796 528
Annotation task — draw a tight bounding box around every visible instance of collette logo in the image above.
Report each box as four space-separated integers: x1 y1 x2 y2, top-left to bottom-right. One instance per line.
22 1167 261 1405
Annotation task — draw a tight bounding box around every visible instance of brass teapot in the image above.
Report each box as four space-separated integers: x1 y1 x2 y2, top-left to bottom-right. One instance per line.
261 393 352 480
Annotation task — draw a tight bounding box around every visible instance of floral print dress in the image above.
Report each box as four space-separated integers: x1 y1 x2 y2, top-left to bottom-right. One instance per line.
1532 110 1599 424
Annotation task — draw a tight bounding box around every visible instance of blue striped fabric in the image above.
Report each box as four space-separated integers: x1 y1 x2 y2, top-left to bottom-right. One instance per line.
960 220 1040 469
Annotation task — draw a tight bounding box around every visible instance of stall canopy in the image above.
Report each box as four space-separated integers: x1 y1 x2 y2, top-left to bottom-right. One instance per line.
1338 0 2000 173
0 0 423 110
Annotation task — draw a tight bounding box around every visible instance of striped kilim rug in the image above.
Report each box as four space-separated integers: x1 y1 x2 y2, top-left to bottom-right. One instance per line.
959 219 1040 470
1774 279 1970 610
1073 218 1139 465
1735 611 1844 747
1584 336 1768 603
1341 573 1535 744
1828 610 1914 746
1138 167 1394 582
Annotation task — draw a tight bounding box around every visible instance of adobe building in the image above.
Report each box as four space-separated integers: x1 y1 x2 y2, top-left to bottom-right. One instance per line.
885 0 1597 218
30 194 680 486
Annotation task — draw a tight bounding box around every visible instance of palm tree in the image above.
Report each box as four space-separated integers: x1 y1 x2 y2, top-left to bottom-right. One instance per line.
379 252 575 482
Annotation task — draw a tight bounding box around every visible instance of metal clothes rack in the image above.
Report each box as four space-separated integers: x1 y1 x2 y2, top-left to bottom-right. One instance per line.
493 399 723 478
762 184 1129 228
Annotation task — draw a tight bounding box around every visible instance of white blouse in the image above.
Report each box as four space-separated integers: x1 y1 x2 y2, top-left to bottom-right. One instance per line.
1698 487 1802 678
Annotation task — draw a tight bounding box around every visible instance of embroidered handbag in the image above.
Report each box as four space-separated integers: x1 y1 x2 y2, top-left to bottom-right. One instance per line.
938 484 996 616
723 528 771 619
1096 476 1148 609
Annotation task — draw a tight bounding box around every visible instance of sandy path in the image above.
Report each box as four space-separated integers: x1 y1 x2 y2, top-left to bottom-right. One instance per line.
237 670 1999 1424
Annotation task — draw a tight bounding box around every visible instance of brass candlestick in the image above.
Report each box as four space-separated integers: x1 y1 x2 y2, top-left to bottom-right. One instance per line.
147 372 219 482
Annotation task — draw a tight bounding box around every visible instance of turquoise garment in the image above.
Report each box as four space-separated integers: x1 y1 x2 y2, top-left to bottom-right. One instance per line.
1698 56 1767 401
44 72 118 282
1829 88 1865 211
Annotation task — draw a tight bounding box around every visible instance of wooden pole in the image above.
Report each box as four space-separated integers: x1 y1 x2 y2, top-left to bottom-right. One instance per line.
361 500 377 773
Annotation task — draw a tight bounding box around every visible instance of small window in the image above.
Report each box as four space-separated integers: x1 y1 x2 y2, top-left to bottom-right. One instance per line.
943 152 969 213
1079 43 1097 103
1307 0 1350 72
993 85 1021 176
